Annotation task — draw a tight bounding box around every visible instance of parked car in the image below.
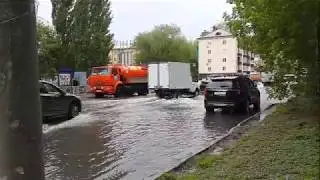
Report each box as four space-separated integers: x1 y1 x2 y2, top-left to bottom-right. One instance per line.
189 82 200 96
204 75 260 113
40 80 82 120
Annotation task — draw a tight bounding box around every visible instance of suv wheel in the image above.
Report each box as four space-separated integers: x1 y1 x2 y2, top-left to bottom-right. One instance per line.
242 100 250 114
253 99 261 112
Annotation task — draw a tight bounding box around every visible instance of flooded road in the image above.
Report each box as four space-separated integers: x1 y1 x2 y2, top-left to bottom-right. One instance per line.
43 89 273 180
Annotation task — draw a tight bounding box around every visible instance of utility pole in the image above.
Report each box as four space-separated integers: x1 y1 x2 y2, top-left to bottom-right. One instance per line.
0 0 44 179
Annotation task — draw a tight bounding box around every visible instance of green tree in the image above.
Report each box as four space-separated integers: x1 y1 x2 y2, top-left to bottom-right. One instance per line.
225 0 319 100
51 0 114 71
36 21 61 78
135 24 198 80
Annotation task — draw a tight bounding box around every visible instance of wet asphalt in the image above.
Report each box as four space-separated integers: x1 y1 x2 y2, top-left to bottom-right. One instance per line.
43 88 274 180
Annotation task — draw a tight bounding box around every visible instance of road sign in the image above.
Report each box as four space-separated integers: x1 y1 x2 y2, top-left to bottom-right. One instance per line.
58 73 71 86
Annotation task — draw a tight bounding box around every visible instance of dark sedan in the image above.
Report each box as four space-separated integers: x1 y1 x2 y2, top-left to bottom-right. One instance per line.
40 81 82 121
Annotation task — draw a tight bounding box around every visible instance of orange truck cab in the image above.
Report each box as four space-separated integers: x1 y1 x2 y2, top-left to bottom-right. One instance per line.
87 64 148 98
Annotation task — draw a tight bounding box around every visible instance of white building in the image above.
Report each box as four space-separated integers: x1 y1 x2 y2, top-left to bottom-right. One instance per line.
109 40 137 65
198 28 259 79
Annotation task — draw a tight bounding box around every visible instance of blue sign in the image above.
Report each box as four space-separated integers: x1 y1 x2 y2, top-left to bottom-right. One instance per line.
59 68 74 78
58 68 74 86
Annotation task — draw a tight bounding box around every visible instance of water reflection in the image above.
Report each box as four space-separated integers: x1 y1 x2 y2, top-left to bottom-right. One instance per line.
44 121 127 180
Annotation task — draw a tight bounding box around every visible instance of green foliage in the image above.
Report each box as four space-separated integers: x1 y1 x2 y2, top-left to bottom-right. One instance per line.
135 24 198 80
158 172 177 180
134 24 198 80
37 21 61 77
225 0 320 100
196 155 221 169
51 0 114 71
135 24 196 63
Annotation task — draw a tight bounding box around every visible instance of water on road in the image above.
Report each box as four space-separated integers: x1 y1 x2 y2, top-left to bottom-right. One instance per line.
43 89 272 180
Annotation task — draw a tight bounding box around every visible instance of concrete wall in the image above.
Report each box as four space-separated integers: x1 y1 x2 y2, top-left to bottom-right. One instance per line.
109 47 137 65
211 37 238 74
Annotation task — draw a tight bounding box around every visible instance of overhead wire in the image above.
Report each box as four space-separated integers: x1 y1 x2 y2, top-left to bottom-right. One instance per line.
0 11 30 24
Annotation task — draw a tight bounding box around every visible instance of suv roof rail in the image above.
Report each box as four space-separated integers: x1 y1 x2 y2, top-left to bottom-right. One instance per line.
208 73 247 78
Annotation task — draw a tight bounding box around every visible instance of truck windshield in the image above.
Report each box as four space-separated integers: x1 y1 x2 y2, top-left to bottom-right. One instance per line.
91 68 110 75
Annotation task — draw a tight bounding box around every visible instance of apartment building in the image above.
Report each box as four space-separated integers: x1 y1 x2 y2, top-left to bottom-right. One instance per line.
198 28 259 79
109 40 137 65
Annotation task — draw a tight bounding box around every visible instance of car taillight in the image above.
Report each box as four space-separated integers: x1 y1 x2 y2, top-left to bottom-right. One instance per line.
204 88 208 96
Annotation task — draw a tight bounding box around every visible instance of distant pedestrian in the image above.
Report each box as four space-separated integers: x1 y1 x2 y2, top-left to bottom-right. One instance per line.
72 79 79 86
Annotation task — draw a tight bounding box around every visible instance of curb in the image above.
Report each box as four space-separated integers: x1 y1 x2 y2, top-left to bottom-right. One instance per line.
156 103 277 178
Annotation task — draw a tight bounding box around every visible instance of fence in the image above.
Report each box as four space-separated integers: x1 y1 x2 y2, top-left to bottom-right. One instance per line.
60 86 88 95
40 76 88 95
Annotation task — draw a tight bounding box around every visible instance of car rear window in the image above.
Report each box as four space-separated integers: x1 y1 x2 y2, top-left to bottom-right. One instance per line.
207 79 238 89
91 67 110 75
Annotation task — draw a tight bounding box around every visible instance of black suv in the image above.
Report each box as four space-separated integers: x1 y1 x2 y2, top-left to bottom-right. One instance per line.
204 75 260 113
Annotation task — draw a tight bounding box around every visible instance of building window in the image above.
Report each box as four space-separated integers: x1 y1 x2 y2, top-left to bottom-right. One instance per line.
208 50 211 54
208 59 212 63
222 66 226 71
222 58 227 62
222 40 227 45
208 67 211 72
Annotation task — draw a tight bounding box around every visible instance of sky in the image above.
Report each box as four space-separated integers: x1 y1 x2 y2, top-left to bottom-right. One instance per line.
37 0 233 41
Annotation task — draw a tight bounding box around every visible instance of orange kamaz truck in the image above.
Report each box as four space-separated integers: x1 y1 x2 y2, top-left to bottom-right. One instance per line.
87 64 148 98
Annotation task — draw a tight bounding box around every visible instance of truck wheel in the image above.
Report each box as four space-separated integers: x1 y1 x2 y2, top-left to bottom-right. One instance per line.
205 107 215 113
174 91 179 99
156 90 164 98
138 90 148 96
95 93 104 98
193 89 200 97
114 85 123 98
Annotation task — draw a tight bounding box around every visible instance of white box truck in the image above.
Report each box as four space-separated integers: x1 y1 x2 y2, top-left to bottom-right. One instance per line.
148 62 199 98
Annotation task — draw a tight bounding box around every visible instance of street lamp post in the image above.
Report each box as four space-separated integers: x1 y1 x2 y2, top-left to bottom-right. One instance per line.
0 0 44 179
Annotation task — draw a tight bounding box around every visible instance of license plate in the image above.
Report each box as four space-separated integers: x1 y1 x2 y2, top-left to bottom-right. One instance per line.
96 90 103 93
214 92 226 96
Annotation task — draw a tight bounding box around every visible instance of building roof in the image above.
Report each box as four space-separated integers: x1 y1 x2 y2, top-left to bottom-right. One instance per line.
198 29 233 40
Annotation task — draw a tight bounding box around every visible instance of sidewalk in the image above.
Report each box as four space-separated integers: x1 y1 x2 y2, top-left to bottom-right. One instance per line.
159 98 320 180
